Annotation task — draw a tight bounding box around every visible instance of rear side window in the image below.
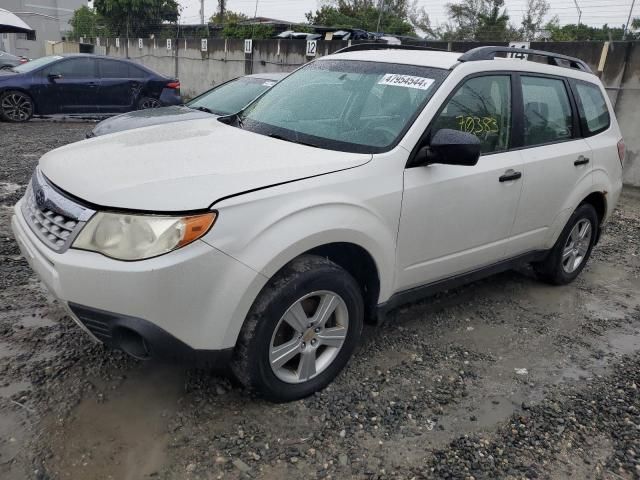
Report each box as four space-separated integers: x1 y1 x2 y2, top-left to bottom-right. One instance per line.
521 76 573 147
574 82 610 136
431 75 511 155
100 59 147 79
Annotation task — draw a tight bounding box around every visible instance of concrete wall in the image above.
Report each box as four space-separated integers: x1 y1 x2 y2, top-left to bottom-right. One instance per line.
92 38 640 186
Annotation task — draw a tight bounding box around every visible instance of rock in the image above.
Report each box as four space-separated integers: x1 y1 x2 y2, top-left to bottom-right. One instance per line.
232 459 252 473
338 454 349 466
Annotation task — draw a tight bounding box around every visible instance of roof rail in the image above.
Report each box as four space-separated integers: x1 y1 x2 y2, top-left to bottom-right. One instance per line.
458 46 593 74
334 43 447 54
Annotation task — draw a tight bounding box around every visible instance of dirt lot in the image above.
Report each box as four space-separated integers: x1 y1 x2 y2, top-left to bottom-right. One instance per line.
1 121 639 480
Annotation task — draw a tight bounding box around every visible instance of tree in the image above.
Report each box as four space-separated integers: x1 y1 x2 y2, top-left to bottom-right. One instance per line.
520 0 549 40
475 0 510 41
407 0 437 38
445 0 512 40
93 0 179 37
209 10 247 24
305 0 416 36
68 6 102 39
632 17 640 30
543 17 628 41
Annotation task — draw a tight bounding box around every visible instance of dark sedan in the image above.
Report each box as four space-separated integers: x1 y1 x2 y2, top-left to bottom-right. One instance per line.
0 50 27 70
89 72 288 137
0 54 181 122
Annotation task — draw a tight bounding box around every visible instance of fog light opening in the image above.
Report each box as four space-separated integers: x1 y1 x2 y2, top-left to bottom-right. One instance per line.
115 328 151 360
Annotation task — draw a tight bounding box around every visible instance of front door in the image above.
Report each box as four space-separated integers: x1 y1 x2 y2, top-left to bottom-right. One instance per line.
396 74 524 291
42 57 100 113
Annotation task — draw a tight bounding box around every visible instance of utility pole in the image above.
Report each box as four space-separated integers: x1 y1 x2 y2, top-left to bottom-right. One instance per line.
623 0 637 39
572 0 582 27
200 0 205 24
376 0 385 33
219 0 226 24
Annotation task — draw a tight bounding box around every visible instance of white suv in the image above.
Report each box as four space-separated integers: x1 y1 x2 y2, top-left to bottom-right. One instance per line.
12 45 624 401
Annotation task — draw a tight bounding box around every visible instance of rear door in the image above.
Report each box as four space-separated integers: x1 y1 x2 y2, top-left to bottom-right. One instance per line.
97 59 146 112
506 74 593 256
41 57 100 113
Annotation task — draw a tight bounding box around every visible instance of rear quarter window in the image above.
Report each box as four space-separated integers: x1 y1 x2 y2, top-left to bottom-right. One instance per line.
573 81 610 136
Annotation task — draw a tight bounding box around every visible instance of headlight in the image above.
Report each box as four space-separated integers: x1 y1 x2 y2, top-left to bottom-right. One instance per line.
72 211 216 260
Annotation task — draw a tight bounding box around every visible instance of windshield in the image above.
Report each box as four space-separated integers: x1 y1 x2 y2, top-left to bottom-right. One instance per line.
187 76 277 115
237 60 448 153
12 55 63 73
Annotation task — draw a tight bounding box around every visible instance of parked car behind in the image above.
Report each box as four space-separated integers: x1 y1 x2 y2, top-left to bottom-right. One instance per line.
0 50 27 70
0 54 181 122
89 72 287 137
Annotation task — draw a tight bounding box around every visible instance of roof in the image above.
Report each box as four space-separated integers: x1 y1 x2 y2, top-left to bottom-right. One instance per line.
321 46 599 81
247 72 289 81
324 49 462 70
0 7 34 33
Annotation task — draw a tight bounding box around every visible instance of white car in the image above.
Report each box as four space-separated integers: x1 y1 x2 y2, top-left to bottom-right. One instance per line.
12 45 624 402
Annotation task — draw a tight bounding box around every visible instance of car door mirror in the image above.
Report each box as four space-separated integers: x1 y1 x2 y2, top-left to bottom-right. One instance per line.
414 129 481 167
47 73 62 82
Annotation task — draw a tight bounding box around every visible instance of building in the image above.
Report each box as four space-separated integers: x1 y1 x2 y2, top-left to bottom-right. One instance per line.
1 0 86 58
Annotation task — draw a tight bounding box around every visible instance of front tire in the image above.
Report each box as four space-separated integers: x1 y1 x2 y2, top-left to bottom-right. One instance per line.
534 203 599 285
0 90 34 122
232 255 364 402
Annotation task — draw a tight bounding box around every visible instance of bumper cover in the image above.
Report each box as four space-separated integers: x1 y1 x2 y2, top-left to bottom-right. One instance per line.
12 201 268 351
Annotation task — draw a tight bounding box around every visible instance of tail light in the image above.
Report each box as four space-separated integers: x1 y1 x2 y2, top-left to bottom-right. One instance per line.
617 139 625 166
19 58 28 64
166 81 180 89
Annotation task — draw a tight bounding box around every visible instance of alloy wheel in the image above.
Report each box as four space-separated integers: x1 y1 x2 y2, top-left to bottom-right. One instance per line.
269 290 349 384
1 93 32 121
139 98 161 109
562 219 592 273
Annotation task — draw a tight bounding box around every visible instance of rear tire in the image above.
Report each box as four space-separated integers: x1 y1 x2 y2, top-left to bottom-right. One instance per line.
534 203 598 285
232 255 364 402
137 97 161 109
0 90 34 122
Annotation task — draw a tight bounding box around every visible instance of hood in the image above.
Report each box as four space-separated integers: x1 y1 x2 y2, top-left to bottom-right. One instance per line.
39 118 372 211
91 106 212 137
0 69 18 78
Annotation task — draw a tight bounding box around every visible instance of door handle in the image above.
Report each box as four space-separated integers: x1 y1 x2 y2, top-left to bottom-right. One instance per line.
499 169 522 182
574 156 590 166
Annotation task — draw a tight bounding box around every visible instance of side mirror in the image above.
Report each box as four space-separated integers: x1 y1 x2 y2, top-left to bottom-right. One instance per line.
47 73 62 82
413 129 481 167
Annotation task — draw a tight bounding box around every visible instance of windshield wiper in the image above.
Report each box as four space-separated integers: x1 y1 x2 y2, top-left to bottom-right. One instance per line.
192 106 214 114
268 133 318 148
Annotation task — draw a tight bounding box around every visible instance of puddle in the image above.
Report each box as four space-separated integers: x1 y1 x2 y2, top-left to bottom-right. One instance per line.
47 361 186 480
0 380 32 399
0 182 22 196
16 315 56 329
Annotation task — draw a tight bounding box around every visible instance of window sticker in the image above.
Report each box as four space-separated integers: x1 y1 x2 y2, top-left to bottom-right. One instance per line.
456 115 500 135
378 74 435 90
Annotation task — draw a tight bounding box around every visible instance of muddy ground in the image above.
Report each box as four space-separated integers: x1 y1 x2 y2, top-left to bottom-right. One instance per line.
0 121 639 480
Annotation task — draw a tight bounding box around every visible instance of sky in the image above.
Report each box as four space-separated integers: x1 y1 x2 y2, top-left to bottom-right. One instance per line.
177 0 639 30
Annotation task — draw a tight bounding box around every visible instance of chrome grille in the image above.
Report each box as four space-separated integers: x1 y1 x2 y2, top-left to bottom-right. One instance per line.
21 169 95 252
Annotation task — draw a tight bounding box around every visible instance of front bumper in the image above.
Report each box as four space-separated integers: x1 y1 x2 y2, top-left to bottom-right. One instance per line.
11 201 268 353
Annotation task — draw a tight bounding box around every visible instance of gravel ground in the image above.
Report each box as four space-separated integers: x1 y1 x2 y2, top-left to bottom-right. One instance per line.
1 121 639 480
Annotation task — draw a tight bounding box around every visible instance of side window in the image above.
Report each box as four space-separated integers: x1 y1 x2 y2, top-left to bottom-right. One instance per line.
574 81 610 136
431 75 511 155
45 58 96 78
521 76 573 146
127 64 147 79
100 59 129 78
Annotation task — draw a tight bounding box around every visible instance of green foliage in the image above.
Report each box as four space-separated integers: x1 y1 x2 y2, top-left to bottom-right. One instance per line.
221 23 274 40
93 0 179 37
305 0 416 36
631 17 640 31
444 0 511 41
68 6 104 39
209 10 248 24
544 18 628 41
